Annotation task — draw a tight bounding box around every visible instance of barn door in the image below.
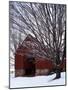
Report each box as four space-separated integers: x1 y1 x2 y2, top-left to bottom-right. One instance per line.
25 57 35 76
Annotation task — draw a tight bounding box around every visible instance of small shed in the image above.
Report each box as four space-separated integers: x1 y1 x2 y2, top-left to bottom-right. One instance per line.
15 34 55 77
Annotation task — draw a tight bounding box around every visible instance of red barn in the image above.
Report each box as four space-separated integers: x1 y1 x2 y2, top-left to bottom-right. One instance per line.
15 34 55 77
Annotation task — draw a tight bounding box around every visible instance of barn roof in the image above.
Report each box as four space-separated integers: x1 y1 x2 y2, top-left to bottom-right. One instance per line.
16 34 50 59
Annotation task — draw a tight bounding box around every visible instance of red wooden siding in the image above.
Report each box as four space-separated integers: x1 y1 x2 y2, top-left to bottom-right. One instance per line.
35 58 54 70
15 53 24 69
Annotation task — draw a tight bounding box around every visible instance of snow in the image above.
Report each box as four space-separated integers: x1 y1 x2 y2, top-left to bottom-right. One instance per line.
10 72 66 88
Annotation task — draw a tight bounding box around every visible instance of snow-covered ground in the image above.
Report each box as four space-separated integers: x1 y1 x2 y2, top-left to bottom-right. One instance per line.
10 72 66 88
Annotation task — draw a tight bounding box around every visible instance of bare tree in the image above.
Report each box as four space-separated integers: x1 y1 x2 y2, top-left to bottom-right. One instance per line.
9 1 66 78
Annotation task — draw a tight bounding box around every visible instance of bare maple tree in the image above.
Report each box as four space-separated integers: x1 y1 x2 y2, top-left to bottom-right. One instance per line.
9 1 66 78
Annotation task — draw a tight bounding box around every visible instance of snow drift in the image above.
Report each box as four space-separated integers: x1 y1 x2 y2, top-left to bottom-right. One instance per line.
10 72 66 88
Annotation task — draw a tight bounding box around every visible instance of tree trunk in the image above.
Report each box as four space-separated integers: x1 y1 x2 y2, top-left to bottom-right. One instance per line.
55 49 61 79
56 72 61 79
55 65 61 79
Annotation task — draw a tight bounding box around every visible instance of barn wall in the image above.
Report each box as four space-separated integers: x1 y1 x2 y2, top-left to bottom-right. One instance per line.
15 53 25 69
35 58 54 70
35 69 49 76
15 53 25 77
35 58 54 75
15 69 25 77
15 53 56 76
